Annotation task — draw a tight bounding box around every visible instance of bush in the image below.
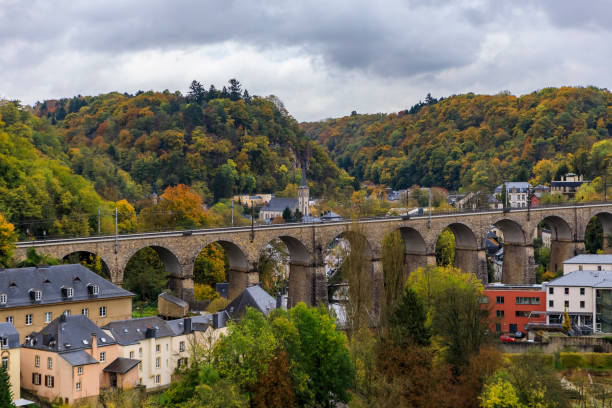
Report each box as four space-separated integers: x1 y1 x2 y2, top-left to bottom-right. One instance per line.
559 352 584 369
194 283 219 301
207 297 229 313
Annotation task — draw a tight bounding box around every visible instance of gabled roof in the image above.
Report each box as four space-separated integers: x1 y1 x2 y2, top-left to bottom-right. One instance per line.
261 198 298 213
103 357 140 374
0 264 133 308
23 314 116 352
551 181 588 187
102 316 174 346
547 270 612 288
494 182 531 193
166 314 219 335
224 285 277 319
563 254 612 264
0 322 19 349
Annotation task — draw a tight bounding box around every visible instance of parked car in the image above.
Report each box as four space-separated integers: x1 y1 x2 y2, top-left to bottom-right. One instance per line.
500 334 516 343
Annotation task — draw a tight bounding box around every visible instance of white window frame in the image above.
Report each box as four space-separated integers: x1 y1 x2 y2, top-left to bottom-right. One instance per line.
0 293 7 304
100 352 106 362
179 341 185 352
129 351 134 359
35 355 40 367
82 308 88 317
5 316 12 324
26 314 32 326
45 312 52 323
99 306 107 317
47 357 53 369
155 374 160 384
66 287 73 298
34 290 42 301
77 366 83 375
155 357 160 368
76 381 81 391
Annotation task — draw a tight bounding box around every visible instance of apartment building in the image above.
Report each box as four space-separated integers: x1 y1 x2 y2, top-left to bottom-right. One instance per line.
21 314 138 405
483 284 546 334
0 322 20 401
494 182 531 208
0 264 133 341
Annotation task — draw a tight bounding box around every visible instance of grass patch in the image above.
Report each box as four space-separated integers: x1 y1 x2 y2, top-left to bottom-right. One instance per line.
132 302 158 318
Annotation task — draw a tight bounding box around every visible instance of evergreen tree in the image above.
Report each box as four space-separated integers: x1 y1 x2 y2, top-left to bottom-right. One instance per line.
188 80 207 104
0 365 14 407
388 286 431 346
282 207 292 222
228 79 242 101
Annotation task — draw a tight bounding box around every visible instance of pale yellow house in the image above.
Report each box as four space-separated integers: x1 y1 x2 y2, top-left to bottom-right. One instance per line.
0 322 20 402
103 314 228 390
0 264 133 342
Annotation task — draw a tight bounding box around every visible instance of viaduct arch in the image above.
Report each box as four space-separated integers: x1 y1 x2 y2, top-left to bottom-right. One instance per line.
13 203 612 306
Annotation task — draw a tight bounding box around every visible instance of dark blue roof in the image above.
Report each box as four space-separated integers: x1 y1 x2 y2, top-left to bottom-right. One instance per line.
0 264 133 308
261 198 298 213
23 314 116 352
224 285 277 319
60 350 99 366
103 316 174 346
0 322 19 349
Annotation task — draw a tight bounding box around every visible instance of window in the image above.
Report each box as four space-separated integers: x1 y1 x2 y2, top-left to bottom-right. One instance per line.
139 348 142 357
496 296 504 304
77 366 83 375
598 266 603 271
129 351 134 359
63 310 70 316
156 344 160 352
100 352 106 362
495 323 501 333
34 290 42 301
45 375 54 388
580 301 585 309
179 341 185 352
25 314 32 325
81 308 88 317
99 306 107 317
76 381 81 391
2 357 8 369
515 297 540 305
32 373 41 385
1 337 7 348
0 294 6 304
155 357 160 368
45 312 52 323
515 311 530 317
88 284 100 295
580 288 585 295
565 300 569 308
139 362 142 371
35 355 40 367
47 357 53 369
155 375 161 384
5 316 12 324
549 287 554 294
579 265 583 271
65 287 73 298
178 357 188 368
549 300 554 307
496 310 504 318
565 288 570 295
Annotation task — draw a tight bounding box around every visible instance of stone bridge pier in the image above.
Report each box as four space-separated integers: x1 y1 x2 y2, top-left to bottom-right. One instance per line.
549 240 585 275
502 243 535 284
455 246 489 283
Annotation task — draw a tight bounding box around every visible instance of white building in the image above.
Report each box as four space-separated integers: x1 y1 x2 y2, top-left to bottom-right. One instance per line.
563 254 612 275
494 182 531 209
544 269 612 333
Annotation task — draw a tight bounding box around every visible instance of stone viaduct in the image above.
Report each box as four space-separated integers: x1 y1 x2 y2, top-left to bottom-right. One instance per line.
12 203 612 307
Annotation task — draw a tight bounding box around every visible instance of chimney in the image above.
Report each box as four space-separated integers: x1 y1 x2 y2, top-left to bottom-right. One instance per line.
145 326 156 338
91 332 98 358
213 312 226 329
212 313 219 329
184 317 192 334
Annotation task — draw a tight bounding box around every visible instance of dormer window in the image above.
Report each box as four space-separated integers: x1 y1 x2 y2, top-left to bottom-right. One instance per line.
30 290 42 301
62 287 74 298
0 294 7 305
87 284 99 295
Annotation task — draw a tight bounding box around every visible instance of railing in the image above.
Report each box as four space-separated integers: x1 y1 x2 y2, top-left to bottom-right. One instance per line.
14 201 612 245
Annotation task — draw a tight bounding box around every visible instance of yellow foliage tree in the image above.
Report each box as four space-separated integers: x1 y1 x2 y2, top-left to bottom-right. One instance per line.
115 199 137 233
0 213 16 268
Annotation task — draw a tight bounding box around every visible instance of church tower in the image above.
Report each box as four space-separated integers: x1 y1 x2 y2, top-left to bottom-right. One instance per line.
298 166 310 217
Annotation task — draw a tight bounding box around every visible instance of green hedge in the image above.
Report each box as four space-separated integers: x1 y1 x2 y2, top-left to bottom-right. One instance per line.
559 353 612 369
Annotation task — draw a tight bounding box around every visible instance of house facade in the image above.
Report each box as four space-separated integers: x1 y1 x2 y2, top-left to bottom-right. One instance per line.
21 314 138 405
0 264 133 341
494 182 531 208
0 322 20 401
484 284 546 334
551 173 590 197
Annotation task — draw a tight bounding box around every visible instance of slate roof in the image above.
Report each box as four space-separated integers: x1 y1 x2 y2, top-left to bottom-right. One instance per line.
60 350 99 366
102 316 174 346
546 270 612 288
321 211 343 221
224 285 277 319
166 314 216 336
0 322 19 349
494 182 531 193
159 291 188 308
23 314 116 353
103 357 140 374
261 198 298 213
551 181 588 187
0 264 133 308
563 254 612 264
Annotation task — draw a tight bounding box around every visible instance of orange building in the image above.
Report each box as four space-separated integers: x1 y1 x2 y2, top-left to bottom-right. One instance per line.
483 284 546 334
21 314 138 405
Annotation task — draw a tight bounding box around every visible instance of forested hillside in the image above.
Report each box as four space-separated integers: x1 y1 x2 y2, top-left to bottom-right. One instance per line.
36 80 352 203
303 87 612 191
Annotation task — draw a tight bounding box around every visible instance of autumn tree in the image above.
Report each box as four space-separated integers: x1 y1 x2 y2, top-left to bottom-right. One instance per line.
140 184 210 230
251 351 295 408
342 226 374 333
0 214 16 268
381 230 405 326
116 199 137 233
435 228 456 266
194 243 227 286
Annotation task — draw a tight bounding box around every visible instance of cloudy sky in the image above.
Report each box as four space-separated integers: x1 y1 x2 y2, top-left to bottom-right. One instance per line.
1 0 611 121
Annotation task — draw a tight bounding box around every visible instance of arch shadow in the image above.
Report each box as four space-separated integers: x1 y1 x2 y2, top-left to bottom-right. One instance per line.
62 251 111 279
